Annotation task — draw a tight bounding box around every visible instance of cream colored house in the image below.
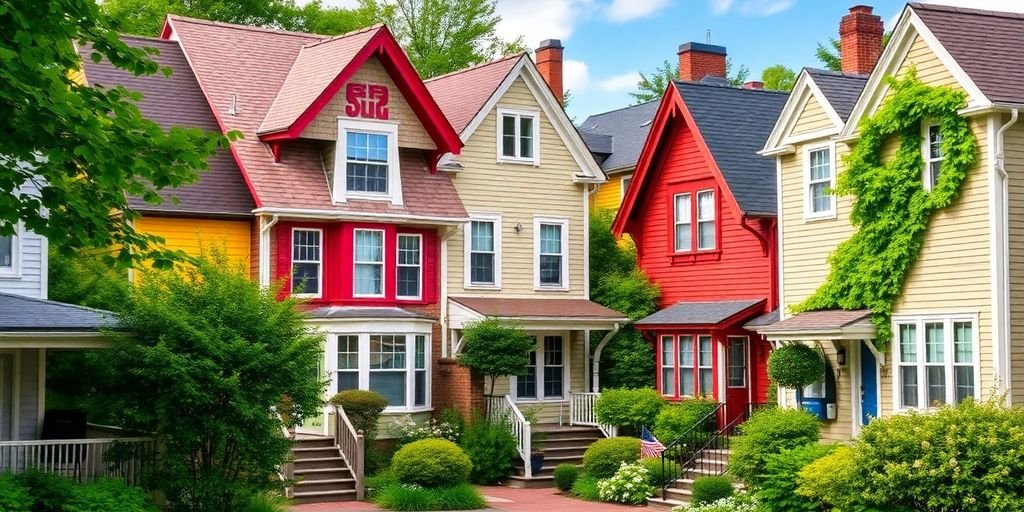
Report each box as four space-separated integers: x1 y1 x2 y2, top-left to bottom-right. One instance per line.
758 3 1024 441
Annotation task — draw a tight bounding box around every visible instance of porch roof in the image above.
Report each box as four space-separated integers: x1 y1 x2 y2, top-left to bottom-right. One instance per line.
0 293 112 332
304 306 434 321
634 299 765 328
449 297 627 322
753 309 875 341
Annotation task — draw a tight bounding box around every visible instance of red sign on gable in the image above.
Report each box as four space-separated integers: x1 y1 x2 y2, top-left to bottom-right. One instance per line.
345 83 389 120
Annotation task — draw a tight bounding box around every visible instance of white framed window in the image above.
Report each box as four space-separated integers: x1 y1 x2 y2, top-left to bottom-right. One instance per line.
514 335 566 401
354 229 385 297
661 336 675 396
804 144 835 219
673 193 692 252
534 217 569 290
333 332 430 411
661 334 714 399
291 228 322 298
621 174 633 200
894 315 979 410
0 224 20 277
696 189 716 251
336 335 360 392
333 119 402 205
465 215 501 288
396 234 421 300
678 335 695 397
497 108 540 164
923 124 944 191
698 335 714 396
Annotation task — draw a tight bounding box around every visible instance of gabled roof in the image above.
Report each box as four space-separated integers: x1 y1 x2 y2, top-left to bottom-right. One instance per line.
77 36 255 217
0 293 113 332
635 299 765 327
805 69 868 122
579 100 659 172
425 54 521 133
761 67 866 154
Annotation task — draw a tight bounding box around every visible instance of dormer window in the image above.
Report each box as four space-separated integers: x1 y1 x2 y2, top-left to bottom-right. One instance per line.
334 119 402 205
497 108 540 164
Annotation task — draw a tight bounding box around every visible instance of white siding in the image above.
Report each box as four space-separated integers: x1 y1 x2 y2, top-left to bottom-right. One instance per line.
0 182 46 300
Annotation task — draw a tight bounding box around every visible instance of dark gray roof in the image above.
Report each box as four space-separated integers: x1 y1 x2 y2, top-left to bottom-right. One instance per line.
636 299 765 326
743 309 780 329
673 80 787 216
579 100 659 172
0 293 113 332
805 68 867 122
305 306 435 320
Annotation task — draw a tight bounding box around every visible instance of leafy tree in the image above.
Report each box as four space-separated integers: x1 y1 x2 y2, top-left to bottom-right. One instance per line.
599 328 654 389
815 38 842 72
48 247 131 312
630 57 750 104
292 0 381 35
726 57 749 86
2 0 231 268
83 250 324 511
761 64 797 92
458 318 535 395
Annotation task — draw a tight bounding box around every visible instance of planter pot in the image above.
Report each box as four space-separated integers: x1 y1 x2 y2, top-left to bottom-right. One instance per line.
530 452 545 475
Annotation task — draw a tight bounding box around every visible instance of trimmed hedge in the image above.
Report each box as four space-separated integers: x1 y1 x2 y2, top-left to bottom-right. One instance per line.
553 463 578 492
730 407 821 486
653 399 719 444
329 390 388 442
594 388 665 436
582 437 640 479
392 439 472 488
691 476 734 505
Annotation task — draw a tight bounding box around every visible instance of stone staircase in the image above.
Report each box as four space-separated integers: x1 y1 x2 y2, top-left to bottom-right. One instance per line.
647 448 733 510
504 424 604 488
290 435 358 504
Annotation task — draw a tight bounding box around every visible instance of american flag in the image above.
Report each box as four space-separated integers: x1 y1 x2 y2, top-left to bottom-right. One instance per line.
640 426 666 458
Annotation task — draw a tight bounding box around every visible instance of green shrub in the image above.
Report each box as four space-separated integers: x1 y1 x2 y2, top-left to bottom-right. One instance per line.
677 493 760 511
756 443 837 512
729 407 820 486
14 470 76 512
459 416 518 484
597 462 652 504
373 482 487 511
653 399 719 444
0 473 31 512
640 457 678 488
599 328 656 390
439 408 467 442
582 436 641 478
767 344 824 389
594 388 666 436
552 463 578 492
392 439 472 488
238 492 291 512
63 479 159 512
691 476 734 505
329 390 388 443
797 445 884 512
570 473 601 501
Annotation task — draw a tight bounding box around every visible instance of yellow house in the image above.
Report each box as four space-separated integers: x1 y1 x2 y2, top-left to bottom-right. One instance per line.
579 100 659 214
758 3 1024 441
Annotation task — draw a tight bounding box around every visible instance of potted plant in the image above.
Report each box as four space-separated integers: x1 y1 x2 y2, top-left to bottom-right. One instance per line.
522 407 547 475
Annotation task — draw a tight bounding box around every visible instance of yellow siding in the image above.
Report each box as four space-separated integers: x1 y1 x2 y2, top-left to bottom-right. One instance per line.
591 172 631 213
489 331 586 424
791 94 833 135
1004 120 1024 404
448 77 586 296
888 33 961 94
302 56 436 151
136 216 251 271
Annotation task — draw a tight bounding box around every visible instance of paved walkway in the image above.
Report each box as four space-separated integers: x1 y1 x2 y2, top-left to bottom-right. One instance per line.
291 485 641 511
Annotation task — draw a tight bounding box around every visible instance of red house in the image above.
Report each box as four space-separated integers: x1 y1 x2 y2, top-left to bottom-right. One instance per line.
612 42 786 425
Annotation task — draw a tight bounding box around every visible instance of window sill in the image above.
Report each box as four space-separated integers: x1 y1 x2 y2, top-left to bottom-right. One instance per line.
496 157 539 167
513 398 567 404
803 212 837 223
343 193 394 202
534 285 570 292
671 250 722 265
291 293 322 300
465 284 501 291
381 406 434 415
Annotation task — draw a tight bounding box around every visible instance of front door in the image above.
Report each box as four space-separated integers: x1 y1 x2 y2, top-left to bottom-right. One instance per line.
725 336 750 426
860 341 879 426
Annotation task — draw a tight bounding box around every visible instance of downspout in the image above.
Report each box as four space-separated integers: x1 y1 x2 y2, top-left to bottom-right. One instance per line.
740 214 776 309
996 109 1018 400
439 224 463 358
258 214 280 288
591 323 621 392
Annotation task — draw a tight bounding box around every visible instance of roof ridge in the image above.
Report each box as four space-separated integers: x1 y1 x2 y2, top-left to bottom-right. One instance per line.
583 98 659 120
673 79 790 95
425 53 524 83
302 23 386 49
910 1 1024 21
805 67 868 79
121 34 180 44
166 14 325 39
0 291 113 316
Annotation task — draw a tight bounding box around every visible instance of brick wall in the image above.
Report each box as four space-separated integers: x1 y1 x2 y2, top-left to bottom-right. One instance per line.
678 43 727 82
839 5 884 75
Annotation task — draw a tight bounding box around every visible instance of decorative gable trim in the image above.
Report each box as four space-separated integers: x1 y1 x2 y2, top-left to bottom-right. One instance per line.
761 70 844 155
839 5 989 139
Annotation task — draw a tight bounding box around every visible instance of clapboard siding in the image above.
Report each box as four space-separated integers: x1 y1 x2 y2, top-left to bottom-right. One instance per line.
591 172 630 213
489 330 586 424
791 94 832 135
136 216 251 271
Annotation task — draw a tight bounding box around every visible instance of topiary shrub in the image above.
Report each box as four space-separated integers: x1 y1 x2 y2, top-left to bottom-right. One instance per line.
691 476 734 505
767 344 824 390
729 407 821 486
553 463 578 492
640 457 679 488
459 415 518 484
756 443 837 512
582 436 641 478
797 445 884 512
329 390 388 443
653 398 719 444
392 438 472 488
594 388 666 436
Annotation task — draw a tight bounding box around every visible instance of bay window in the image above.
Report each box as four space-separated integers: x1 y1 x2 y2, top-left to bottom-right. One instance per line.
895 316 977 410
397 234 421 300
291 228 322 297
515 335 565 401
354 229 384 296
535 218 568 289
333 332 430 410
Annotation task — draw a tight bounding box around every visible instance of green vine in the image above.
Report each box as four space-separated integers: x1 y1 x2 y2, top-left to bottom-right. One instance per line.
792 70 978 346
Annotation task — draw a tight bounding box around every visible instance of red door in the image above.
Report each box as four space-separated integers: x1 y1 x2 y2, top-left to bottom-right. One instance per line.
724 336 751 426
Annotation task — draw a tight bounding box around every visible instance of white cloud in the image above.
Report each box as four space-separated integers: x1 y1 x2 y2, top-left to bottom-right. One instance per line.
496 0 596 49
606 0 670 22
709 0 795 16
596 71 641 92
563 60 591 93
918 0 1024 12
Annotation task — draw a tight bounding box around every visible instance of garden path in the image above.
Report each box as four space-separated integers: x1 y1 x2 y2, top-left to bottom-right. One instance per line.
291 485 642 511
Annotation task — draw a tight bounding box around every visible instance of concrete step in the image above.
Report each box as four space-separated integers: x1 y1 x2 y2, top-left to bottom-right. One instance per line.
294 456 347 471
502 474 554 489
647 496 686 510
294 467 352 481
291 489 358 504
293 478 356 494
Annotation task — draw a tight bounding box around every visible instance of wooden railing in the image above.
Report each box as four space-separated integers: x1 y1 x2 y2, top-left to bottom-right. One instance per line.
333 405 365 500
273 408 295 498
568 392 617 438
0 437 156 485
485 394 532 478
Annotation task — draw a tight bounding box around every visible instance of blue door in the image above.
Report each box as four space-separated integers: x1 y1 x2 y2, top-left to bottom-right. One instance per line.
860 342 878 425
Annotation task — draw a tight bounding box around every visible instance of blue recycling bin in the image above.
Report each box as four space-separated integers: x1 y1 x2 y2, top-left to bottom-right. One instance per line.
800 398 827 420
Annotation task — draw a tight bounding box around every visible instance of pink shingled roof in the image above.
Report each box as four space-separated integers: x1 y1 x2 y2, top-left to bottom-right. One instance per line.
425 54 522 133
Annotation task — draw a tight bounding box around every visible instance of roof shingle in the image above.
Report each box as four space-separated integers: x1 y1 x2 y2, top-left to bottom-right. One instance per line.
579 101 659 172
635 299 765 326
805 68 868 122
451 297 626 320
425 55 521 133
755 310 871 333
0 293 113 332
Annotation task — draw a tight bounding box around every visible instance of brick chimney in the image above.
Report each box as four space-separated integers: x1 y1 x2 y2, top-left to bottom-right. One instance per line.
536 39 564 105
678 42 727 81
840 5 884 75
743 81 765 90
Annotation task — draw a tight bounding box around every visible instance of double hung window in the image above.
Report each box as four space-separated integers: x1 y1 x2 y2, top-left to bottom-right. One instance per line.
895 316 977 409
535 218 568 289
805 146 835 218
346 132 389 194
291 228 322 297
673 189 717 252
924 124 944 190
354 229 384 296
515 336 565 400
468 219 499 286
397 234 421 299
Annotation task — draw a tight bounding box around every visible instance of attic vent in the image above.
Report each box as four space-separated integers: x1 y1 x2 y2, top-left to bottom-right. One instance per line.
228 94 238 116
641 120 653 127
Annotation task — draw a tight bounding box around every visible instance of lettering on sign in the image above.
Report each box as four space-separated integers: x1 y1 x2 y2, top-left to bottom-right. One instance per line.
345 83 389 120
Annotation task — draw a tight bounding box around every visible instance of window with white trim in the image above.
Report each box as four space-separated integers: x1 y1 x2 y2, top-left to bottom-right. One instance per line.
698 335 714 395
536 219 568 289
370 334 407 405
806 146 834 217
678 335 695 396
659 334 715 399
923 124 944 191
334 119 402 205
396 234 421 300
673 194 692 252
498 109 539 163
346 132 389 193
291 228 322 297
413 335 428 407
696 190 716 251
337 335 359 392
335 333 430 410
621 175 633 200
354 229 384 296
661 336 675 395
515 336 565 400
895 316 977 409
467 218 500 286
0 233 15 275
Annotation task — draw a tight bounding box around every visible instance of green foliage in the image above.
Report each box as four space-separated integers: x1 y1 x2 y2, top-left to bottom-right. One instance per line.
653 398 720 444
729 407 821 486
458 318 535 395
0 472 158 512
766 344 825 389
675 493 761 512
582 437 641 479
797 445 885 512
391 415 462 450
14 470 76 512
589 209 659 321
79 251 324 512
571 473 602 501
793 71 978 346
1 1 232 267
691 476 734 505
597 462 653 504
815 38 842 72
599 328 656 390
630 60 676 104
372 482 487 511
61 478 159 512
761 64 797 91
0 474 32 512
640 456 679 488
48 248 131 312
553 463 579 492
392 439 472 488
756 443 837 512
330 389 388 443
594 388 665 436
459 415 518 484
239 492 291 512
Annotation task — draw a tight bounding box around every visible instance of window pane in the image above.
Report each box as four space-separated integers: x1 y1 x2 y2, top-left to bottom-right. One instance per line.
954 322 973 363
292 263 320 295
337 372 359 392
925 323 944 363
414 371 426 406
674 194 692 223
810 182 830 213
661 336 673 364
929 125 943 159
699 369 713 395
415 336 426 369
929 161 942 188
675 224 691 252
900 366 919 408
680 370 695 397
502 115 516 157
662 368 675 395
697 191 715 221
698 221 715 250
955 366 974 404
369 372 406 406
540 224 562 254
398 236 420 265
370 335 406 369
539 255 562 285
520 116 534 158
470 253 495 284
355 264 383 295
544 336 563 366
809 149 831 180
471 221 494 252
728 339 746 387
337 335 359 370
679 336 694 366
397 267 419 298
698 336 713 366
927 366 946 405
517 364 537 398
899 323 917 363
0 235 10 267
544 366 563 398
355 230 383 262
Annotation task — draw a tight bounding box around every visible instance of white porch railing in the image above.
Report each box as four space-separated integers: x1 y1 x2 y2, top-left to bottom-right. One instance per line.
0 437 156 485
273 408 295 498
485 394 532 479
569 392 617 438
332 405 365 500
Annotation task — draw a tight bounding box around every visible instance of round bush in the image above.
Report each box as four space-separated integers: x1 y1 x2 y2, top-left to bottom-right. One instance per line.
553 463 578 492
594 388 666 436
691 476 734 505
653 398 719 444
329 390 388 441
392 439 472 488
582 437 640 479
730 407 821 486
767 344 825 389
